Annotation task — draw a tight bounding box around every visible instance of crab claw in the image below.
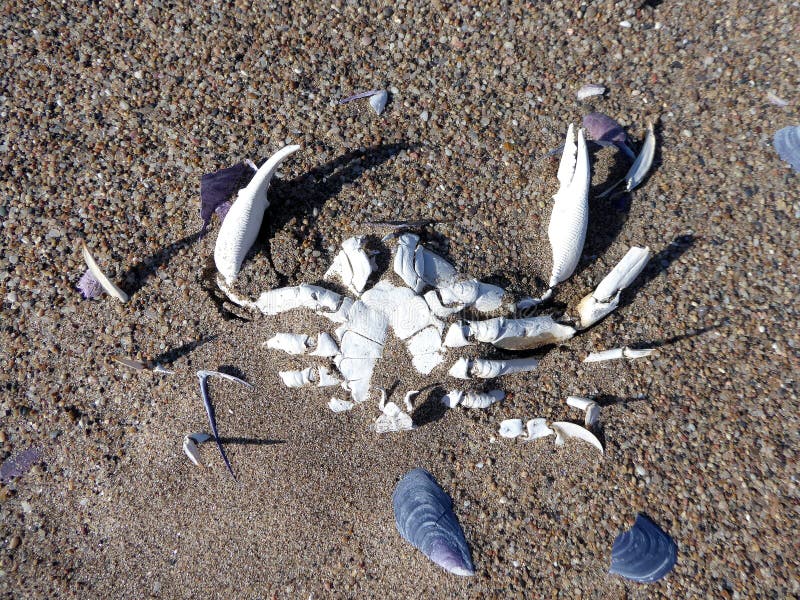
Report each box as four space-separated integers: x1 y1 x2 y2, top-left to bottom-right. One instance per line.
546 124 591 293
214 144 301 284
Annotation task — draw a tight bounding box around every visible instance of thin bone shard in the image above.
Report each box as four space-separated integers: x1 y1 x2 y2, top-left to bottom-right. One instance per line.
566 396 601 428
278 367 315 388
584 347 655 362
252 285 344 316
80 241 129 302
625 122 656 192
458 389 505 409
324 236 375 295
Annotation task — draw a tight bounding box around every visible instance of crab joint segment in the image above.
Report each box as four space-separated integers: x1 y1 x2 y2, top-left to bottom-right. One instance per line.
441 389 505 409
444 316 576 350
576 246 651 329
584 346 655 363
448 357 539 379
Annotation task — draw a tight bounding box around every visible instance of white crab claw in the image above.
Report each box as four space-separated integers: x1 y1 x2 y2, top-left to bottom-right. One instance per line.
576 246 651 329
550 421 604 455
547 124 591 292
214 145 300 284
374 400 415 434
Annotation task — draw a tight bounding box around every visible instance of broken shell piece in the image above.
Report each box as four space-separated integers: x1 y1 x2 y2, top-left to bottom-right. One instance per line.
448 357 539 379
443 323 471 348
576 246 651 329
774 125 800 172
328 397 354 413
441 389 504 409
584 346 655 363
265 333 312 355
393 233 457 293
551 421 604 455
214 145 300 284
610 513 677 583
324 236 375 295
182 433 212 467
250 284 344 316
80 241 129 302
374 401 415 434
405 326 445 375
524 418 554 441
423 289 464 318
499 419 525 438
566 396 601 429
624 122 656 192
317 366 341 387
310 332 339 357
437 280 505 313
369 90 389 115
576 84 606 100
463 316 576 350
547 124 591 291
278 367 314 388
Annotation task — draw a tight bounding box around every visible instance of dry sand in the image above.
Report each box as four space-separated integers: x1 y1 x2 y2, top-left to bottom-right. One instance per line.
1 1 798 598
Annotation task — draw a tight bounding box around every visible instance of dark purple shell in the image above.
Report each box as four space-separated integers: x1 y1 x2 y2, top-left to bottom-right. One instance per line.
609 513 677 583
774 125 800 172
392 468 475 576
583 112 628 145
199 163 254 233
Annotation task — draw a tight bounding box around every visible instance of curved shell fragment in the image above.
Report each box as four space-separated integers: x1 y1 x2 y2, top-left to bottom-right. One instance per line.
278 367 314 388
774 125 800 171
393 233 457 293
625 122 656 192
437 279 505 313
551 421 604 455
182 433 211 467
369 90 389 115
252 284 344 316
374 401 415 434
214 145 300 284
310 332 340 357
448 357 539 379
80 241 129 302
524 418 554 441
547 124 591 289
423 290 464 318
499 419 525 438
324 236 375 295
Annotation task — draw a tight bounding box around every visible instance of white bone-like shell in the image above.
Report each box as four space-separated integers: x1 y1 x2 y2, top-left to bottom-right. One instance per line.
182 433 211 467
264 333 311 355
547 124 590 289
214 145 300 284
310 332 340 357
566 396 601 429
374 401 415 433
317 366 342 387
524 418 554 441
328 397 354 413
576 246 651 329
584 346 655 363
551 421 604 455
324 236 375 295
448 358 471 379
625 122 656 192
80 241 129 302
405 326 444 374
369 90 389 115
278 367 314 388
465 316 576 350
393 233 457 293
423 290 465 318
440 390 463 409
437 280 505 313
499 419 525 438
443 323 471 348
459 389 505 409
252 284 343 316
448 357 539 379
576 84 606 100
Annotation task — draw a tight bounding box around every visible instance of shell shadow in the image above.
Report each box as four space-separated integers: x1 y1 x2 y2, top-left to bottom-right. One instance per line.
121 231 201 297
412 385 449 427
151 335 218 366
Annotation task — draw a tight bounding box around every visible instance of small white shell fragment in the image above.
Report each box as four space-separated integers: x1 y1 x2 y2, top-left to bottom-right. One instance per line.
576 246 651 329
459 389 505 409
374 401 415 434
566 396 601 429
524 418 554 441
499 419 525 439
438 280 505 313
584 346 655 363
405 326 445 375
423 289 465 318
324 236 375 295
278 367 314 388
264 333 312 355
625 122 656 192
443 323 471 348
403 390 419 412
393 233 457 293
369 90 389 115
310 332 339 357
80 241 129 302
576 84 606 100
253 284 344 316
551 421 604 455
317 366 342 387
328 397 354 413
214 145 300 284
547 124 591 290
448 358 471 379
465 316 576 350
440 390 463 409
182 433 211 467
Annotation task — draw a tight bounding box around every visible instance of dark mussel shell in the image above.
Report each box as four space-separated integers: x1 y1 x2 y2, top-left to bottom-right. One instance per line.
609 513 677 583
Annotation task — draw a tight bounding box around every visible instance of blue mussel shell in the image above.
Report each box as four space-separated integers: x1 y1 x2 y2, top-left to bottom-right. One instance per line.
610 513 677 583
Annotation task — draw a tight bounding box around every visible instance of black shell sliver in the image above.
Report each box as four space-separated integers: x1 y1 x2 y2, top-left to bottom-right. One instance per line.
609 513 677 583
392 468 475 576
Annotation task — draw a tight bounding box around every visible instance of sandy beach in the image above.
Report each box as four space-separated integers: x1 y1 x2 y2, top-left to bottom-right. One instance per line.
1 1 798 597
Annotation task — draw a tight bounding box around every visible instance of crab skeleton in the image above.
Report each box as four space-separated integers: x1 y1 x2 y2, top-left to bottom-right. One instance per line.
211 125 653 429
